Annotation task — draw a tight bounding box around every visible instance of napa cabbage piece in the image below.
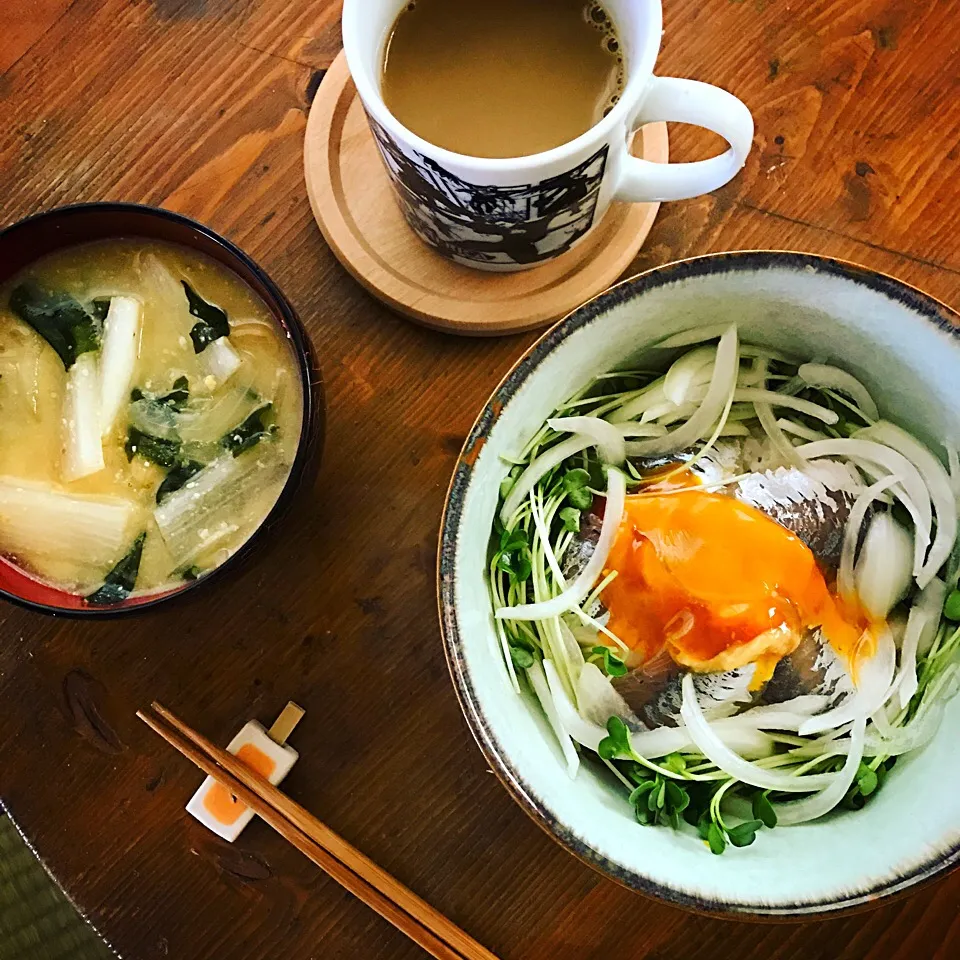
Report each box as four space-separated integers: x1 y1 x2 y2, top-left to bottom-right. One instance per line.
99 296 142 437
0 478 140 574
153 444 286 566
201 337 242 383
62 353 105 481
177 384 263 444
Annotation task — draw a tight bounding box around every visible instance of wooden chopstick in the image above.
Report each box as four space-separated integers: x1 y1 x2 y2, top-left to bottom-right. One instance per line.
139 703 499 960
137 709 467 960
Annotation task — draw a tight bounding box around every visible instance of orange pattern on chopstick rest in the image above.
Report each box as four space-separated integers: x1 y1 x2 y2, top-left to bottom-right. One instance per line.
203 742 277 825
140 703 501 960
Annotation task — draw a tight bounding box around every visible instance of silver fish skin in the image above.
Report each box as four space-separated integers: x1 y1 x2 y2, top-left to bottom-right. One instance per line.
734 460 863 571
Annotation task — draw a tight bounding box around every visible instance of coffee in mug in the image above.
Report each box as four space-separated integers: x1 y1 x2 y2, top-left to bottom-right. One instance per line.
343 0 754 271
382 0 624 159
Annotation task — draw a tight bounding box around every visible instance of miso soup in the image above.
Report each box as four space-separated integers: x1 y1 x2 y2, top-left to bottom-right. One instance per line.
0 240 304 604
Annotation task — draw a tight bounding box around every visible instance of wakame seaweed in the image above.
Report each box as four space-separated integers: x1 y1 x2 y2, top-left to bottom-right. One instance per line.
159 376 190 410
221 403 275 456
90 298 112 323
125 427 181 469
86 533 146 605
131 376 190 411
182 282 230 353
155 459 204 504
9 282 101 369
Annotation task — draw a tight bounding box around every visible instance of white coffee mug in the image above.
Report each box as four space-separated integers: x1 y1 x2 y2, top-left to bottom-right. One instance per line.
342 0 754 272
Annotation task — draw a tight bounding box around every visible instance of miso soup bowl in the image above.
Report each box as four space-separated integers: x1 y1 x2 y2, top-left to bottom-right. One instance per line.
0 203 323 617
439 251 960 917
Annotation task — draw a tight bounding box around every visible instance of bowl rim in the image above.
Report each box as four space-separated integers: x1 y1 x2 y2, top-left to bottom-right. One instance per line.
437 249 960 918
0 201 324 618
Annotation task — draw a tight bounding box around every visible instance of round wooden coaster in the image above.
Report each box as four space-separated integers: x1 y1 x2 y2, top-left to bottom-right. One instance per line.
304 53 669 336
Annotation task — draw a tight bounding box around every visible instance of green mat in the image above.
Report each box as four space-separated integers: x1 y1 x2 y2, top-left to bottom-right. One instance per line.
0 814 113 960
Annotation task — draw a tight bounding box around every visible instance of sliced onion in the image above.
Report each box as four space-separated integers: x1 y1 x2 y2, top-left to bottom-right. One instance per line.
547 417 626 465
798 364 879 421
653 324 729 350
617 423 668 438
500 435 593 525
680 674 838 791
751 357 797 471
756 399 804 468
623 326 739 457
858 422 958 587
733 389 839 424
544 658 610 752
640 399 686 423
529 660 580 779
798 438 932 574
725 403 760 422
916 577 947 657
895 606 928 711
646 401 698 426
948 443 960 498
690 727 775 760
664 388 840 426
495 619 521 695
854 512 913 620
777 418 827 443
608 382 666 424
738 345 798 365
576 662 635 727
557 618 587 681
837 475 901 603
727 695 831 725
774 717 866 825
852 460 929 578
898 577 946 706
645 722 774 761
621 422 672 457
865 702 945 756
799 628 897 735
869 697 898 740
663 346 716 405
497 468 626 621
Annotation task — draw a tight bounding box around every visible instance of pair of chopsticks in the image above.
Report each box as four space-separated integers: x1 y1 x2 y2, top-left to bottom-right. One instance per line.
139 703 499 960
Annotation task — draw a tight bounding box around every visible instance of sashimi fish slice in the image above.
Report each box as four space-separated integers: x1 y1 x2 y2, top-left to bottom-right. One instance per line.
735 460 863 572
759 628 853 706
560 443 744 583
612 653 754 730
612 629 854 733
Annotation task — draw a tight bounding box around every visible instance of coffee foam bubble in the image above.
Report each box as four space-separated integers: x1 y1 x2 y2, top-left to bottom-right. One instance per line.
583 1 623 115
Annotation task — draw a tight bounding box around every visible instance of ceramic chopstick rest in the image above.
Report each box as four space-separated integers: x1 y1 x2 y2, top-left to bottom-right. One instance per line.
186 701 304 841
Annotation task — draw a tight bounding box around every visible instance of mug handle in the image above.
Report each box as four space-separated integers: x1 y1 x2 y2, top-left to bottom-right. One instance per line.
614 76 755 203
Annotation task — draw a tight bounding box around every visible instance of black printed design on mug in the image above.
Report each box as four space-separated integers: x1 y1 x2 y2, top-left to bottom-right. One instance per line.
367 115 608 267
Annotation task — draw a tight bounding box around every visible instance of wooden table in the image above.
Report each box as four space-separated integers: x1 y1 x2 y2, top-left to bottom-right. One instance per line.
1 1 959 958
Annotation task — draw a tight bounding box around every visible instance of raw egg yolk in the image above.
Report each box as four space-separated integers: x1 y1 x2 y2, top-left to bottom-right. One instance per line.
602 491 862 676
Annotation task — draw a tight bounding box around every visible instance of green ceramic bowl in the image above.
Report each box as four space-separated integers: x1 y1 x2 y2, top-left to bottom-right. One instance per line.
439 252 960 916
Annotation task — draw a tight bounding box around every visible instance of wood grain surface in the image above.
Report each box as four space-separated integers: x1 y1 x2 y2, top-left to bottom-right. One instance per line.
1 1 959 959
